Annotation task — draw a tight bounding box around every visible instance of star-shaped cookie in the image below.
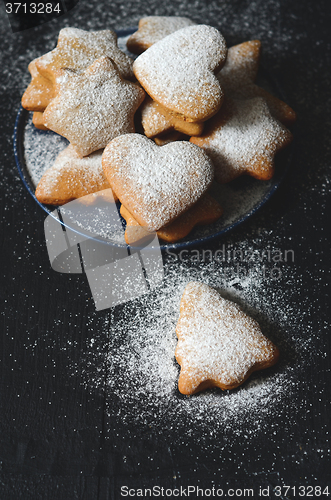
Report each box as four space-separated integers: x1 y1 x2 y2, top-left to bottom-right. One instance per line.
43 57 145 157
127 16 196 54
190 96 293 183
175 282 279 394
22 28 135 115
32 111 48 131
21 57 56 112
120 193 223 244
36 27 134 84
35 145 118 206
217 40 296 126
140 97 204 138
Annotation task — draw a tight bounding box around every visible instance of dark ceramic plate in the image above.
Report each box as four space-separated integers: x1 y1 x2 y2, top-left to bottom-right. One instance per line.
14 28 293 250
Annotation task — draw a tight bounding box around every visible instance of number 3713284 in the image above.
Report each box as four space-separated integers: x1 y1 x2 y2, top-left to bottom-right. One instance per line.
6 3 62 14
274 485 330 497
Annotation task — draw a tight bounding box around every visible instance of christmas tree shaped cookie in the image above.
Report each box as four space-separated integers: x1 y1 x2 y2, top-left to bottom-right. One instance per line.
175 282 279 394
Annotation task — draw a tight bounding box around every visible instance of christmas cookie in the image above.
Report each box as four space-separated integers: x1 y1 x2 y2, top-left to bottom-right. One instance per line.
36 27 134 85
154 131 185 146
120 193 223 244
43 57 145 157
35 145 117 205
217 40 296 125
102 134 214 232
175 282 280 394
190 96 293 183
133 25 227 122
21 57 56 112
141 97 204 138
32 111 48 131
127 16 196 54
22 28 135 116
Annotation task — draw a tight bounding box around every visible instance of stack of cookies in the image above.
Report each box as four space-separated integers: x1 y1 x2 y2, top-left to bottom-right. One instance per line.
21 17 296 244
21 20 285 393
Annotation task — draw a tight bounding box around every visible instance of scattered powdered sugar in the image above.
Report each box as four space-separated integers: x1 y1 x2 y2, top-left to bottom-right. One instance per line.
71 250 303 445
24 115 68 186
208 178 273 229
59 201 126 244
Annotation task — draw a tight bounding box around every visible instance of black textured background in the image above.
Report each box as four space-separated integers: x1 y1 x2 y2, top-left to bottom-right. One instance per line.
0 0 330 498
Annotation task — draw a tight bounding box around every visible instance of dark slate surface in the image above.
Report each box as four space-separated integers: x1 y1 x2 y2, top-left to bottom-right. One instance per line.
0 0 330 498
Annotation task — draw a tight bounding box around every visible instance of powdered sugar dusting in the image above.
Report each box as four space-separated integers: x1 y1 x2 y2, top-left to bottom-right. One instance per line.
21 32 292 244
191 97 292 183
176 282 278 393
35 145 111 204
102 134 214 231
24 116 68 185
43 57 145 157
133 25 227 121
217 40 297 126
36 27 134 82
72 249 303 445
127 16 196 53
217 40 261 89
22 114 287 243
6 2 329 481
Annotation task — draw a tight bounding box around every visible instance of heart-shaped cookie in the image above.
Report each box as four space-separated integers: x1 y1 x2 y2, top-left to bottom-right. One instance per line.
102 134 214 231
133 25 227 122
